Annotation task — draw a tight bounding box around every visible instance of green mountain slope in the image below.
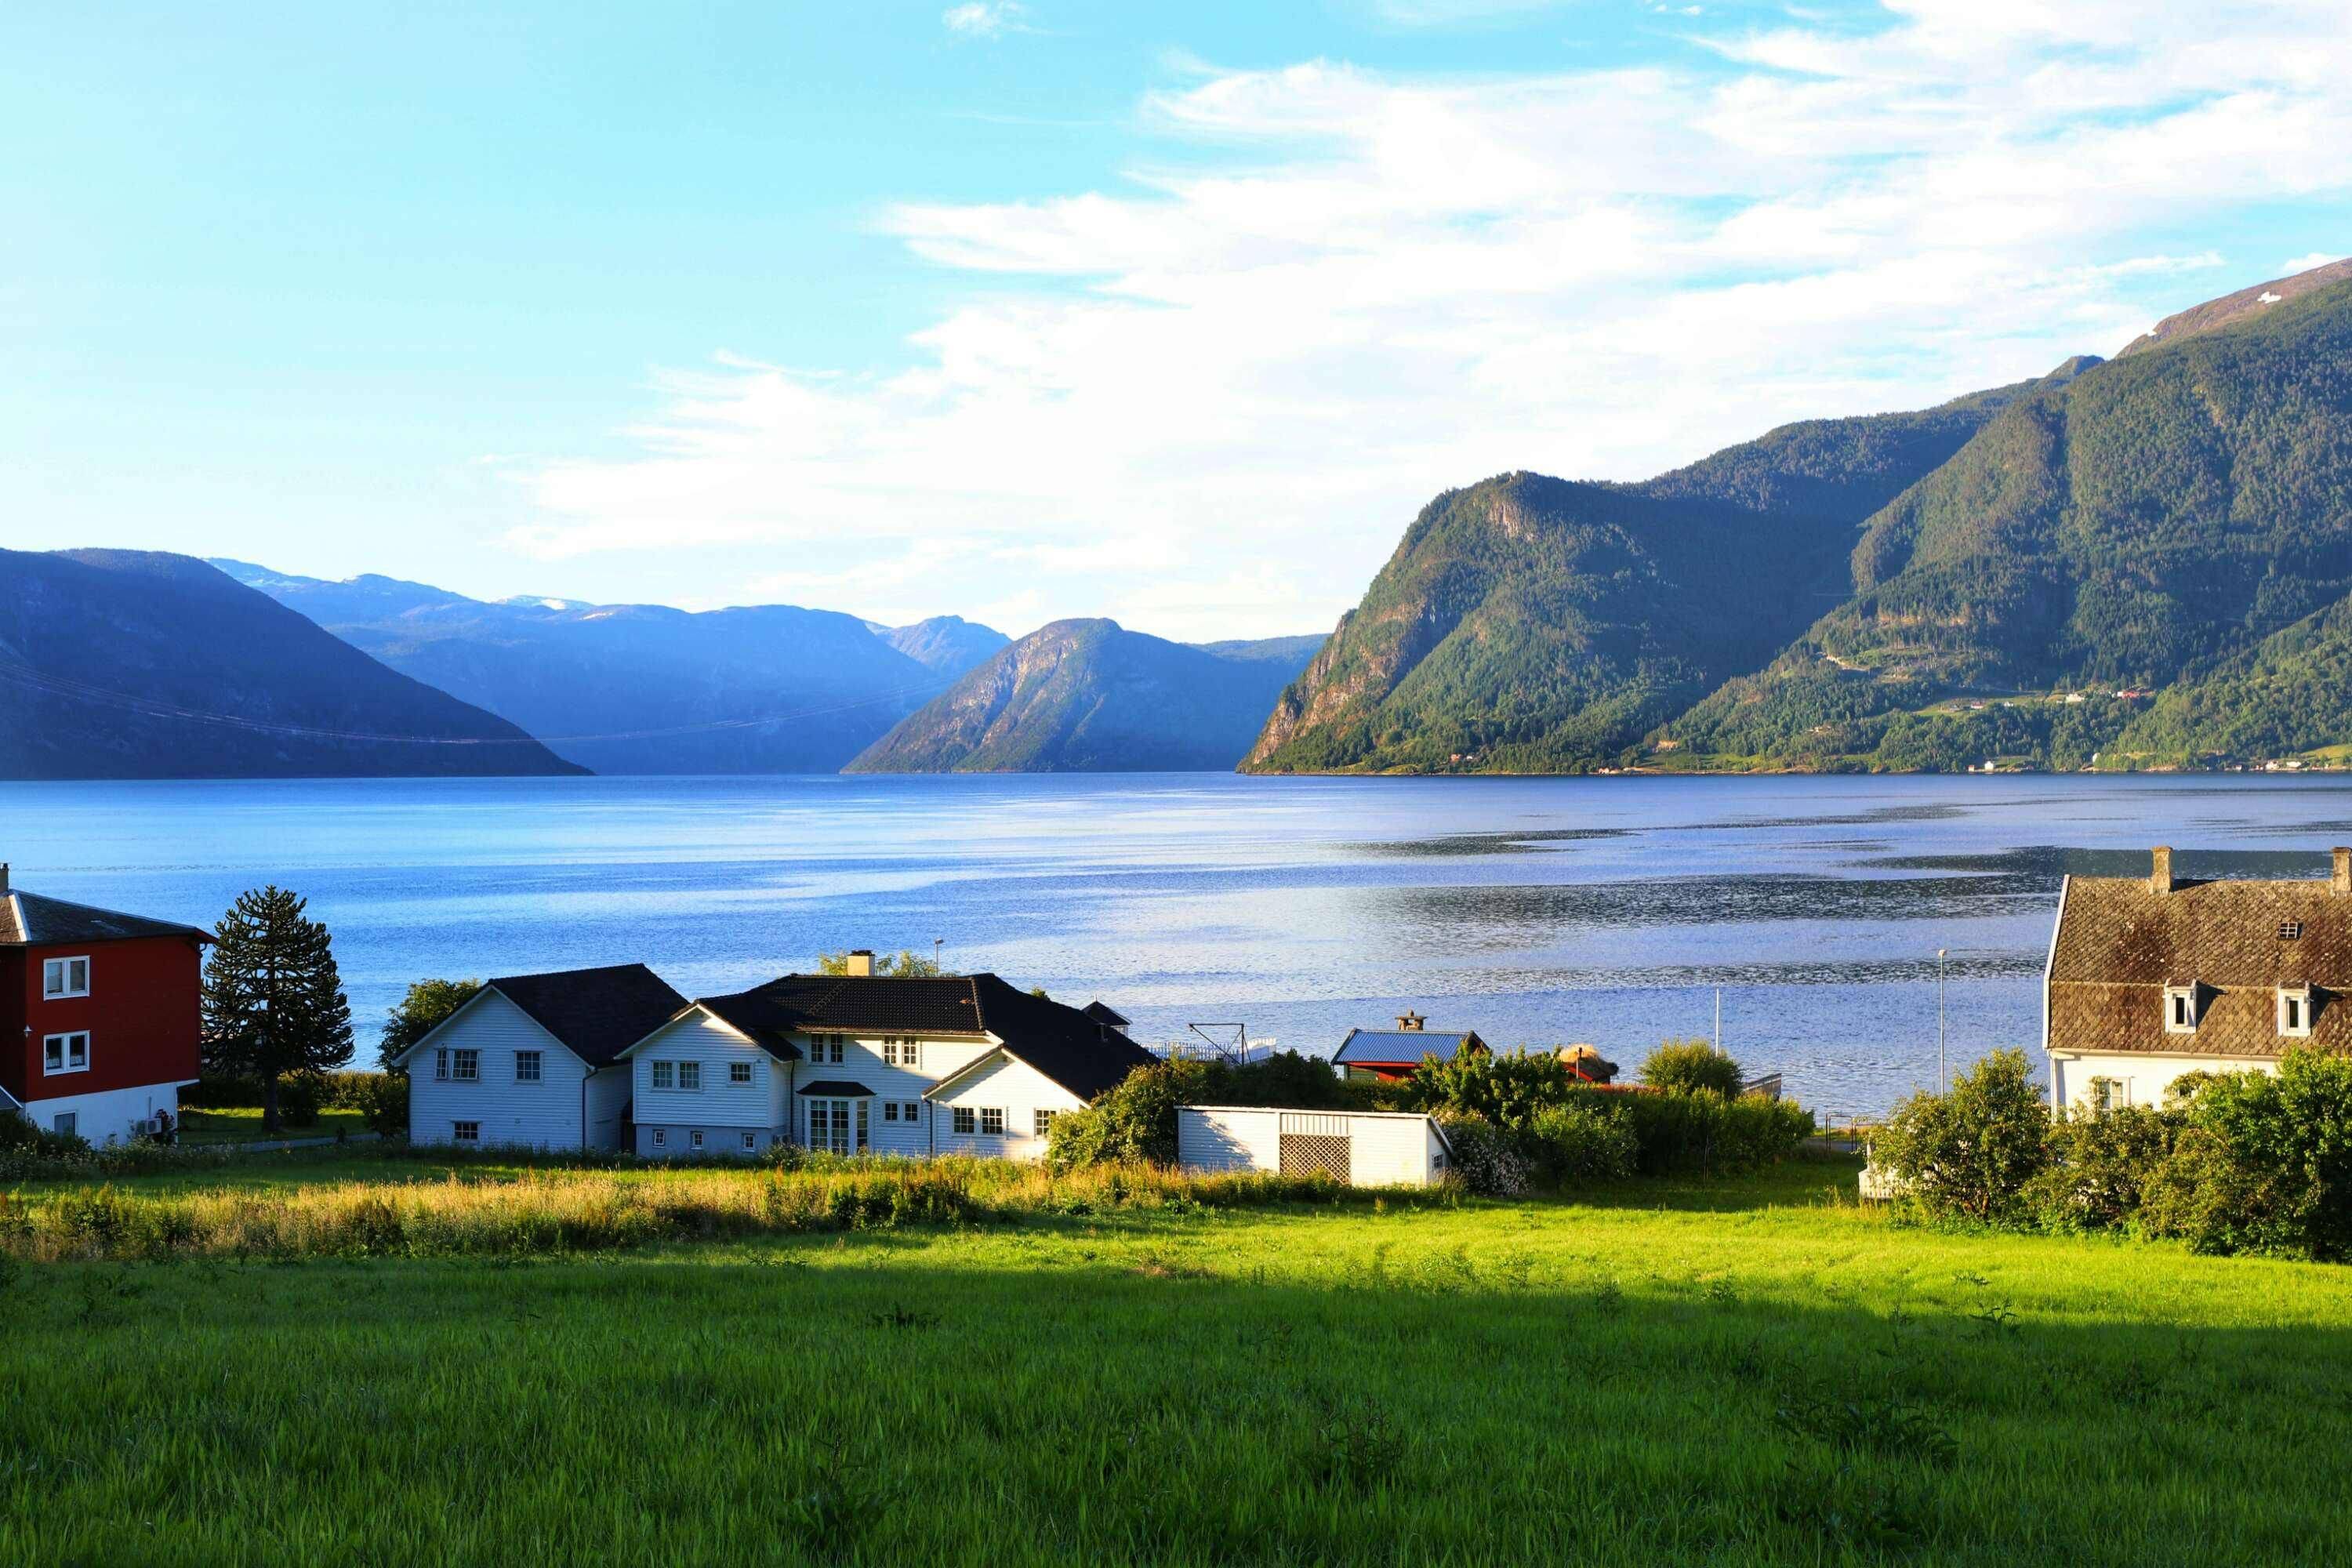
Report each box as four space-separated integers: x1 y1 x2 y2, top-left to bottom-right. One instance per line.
1664 263 2352 771
847 619 1316 773
1243 368 2083 775
2102 593 2352 767
0 550 581 779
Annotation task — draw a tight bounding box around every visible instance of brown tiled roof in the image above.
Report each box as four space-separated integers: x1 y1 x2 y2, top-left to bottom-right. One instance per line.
2049 873 2352 1060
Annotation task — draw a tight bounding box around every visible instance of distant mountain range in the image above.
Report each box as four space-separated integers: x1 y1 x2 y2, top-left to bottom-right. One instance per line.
215 562 1006 775
1250 256 2352 775
0 550 577 779
848 619 1324 772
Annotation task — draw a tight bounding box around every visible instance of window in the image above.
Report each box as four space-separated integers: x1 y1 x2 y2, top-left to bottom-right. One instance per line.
902 1102 921 1123
652 1128 667 1148
1033 1109 1057 1138
42 956 90 999
812 1033 844 1065
452 1120 481 1142
450 1048 480 1082
884 1037 919 1067
2089 1078 2128 1114
652 1061 675 1090
980 1108 1005 1137
677 1062 702 1091
2164 985 2198 1034
729 1062 753 1086
42 1032 89 1075
952 1106 975 1135
2279 985 2314 1039
2281 920 2306 940
52 1112 76 1138
514 1051 543 1083
741 1131 757 1152
883 1101 899 1122
690 1130 705 1150
807 1098 868 1155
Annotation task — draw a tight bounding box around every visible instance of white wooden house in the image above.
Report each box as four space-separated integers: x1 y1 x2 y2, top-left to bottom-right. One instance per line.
618 955 1157 1160
1176 1105 1454 1186
394 964 687 1150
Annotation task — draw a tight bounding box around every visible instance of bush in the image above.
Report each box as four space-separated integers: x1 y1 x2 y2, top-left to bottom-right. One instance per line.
1047 1060 1215 1171
2140 1049 2352 1260
276 1074 326 1129
349 1073 411 1138
1639 1040 1746 1098
1567 1087 1813 1175
1402 1049 1576 1128
1524 1103 1637 1184
1873 1049 2049 1224
0 1109 89 1160
1437 1117 1531 1197
2027 1103 2178 1232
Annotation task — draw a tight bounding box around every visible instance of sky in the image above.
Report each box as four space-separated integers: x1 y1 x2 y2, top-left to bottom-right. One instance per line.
5 2 2350 643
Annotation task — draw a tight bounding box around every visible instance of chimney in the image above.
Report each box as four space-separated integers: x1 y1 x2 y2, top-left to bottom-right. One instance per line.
844 949 875 977
2151 847 2174 895
1396 1009 1425 1032
2335 848 2351 898
0 862 9 895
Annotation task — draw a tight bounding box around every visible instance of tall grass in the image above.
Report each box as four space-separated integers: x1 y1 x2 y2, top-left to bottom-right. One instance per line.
0 1156 1421 1261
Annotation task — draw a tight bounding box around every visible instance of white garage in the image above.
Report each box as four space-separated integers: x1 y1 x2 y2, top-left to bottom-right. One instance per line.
1176 1105 1454 1188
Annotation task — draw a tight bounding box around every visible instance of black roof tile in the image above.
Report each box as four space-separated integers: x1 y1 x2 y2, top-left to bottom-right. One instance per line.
488 964 687 1066
0 888 210 949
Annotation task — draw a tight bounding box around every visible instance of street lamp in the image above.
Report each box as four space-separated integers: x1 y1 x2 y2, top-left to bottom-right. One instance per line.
1933 946 2009 1091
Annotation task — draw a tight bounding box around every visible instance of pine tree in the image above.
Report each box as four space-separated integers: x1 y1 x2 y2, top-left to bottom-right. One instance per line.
201 885 355 1131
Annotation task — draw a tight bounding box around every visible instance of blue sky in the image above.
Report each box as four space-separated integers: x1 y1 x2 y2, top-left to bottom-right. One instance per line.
7 2 2350 640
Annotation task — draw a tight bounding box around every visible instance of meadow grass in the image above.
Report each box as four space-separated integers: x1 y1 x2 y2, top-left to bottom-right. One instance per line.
177 1105 372 1145
2 1156 2347 1566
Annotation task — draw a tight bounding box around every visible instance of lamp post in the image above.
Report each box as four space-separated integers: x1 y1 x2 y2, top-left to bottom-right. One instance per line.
1936 948 1947 1091
933 937 944 974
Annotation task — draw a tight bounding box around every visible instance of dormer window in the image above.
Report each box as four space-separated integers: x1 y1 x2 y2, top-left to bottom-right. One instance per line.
2164 985 2200 1034
2278 985 2314 1039
2280 921 2304 941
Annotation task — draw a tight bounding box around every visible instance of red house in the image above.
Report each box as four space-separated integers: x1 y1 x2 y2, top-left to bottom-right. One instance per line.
0 863 210 1145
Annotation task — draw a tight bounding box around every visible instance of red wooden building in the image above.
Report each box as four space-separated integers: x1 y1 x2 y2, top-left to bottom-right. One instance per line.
0 863 210 1144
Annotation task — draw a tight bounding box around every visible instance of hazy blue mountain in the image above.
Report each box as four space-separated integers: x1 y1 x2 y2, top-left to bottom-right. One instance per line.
1190 633 1327 666
0 550 579 779
877 615 1011 678
847 619 1315 772
216 561 945 775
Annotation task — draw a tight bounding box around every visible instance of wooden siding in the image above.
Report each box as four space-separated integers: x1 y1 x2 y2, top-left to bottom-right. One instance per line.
1176 1105 1450 1187
2049 1048 2281 1112
630 1011 791 1152
930 1054 1083 1163
408 990 602 1150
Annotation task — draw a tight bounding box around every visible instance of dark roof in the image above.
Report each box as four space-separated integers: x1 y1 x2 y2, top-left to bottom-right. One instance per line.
797 1080 876 1097
0 888 211 949
2050 872 2352 1060
1332 1028 1486 1065
1083 1000 1131 1027
487 964 688 1066
695 971 1157 1102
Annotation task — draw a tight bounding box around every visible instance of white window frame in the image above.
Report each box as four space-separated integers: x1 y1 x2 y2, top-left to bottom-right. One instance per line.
42 1031 91 1076
884 1037 919 1067
652 1128 667 1149
729 1061 753 1086
677 1062 702 1091
651 1061 675 1090
450 1048 481 1082
690 1130 705 1150
2278 985 2314 1039
2163 985 2198 1034
952 1106 975 1135
979 1107 1005 1137
42 956 91 1000
514 1050 543 1083
1033 1109 1057 1138
741 1131 757 1152
452 1120 481 1143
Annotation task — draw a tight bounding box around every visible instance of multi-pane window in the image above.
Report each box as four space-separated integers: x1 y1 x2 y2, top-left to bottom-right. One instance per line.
729 1062 753 1086
1033 1110 1057 1138
514 1051 543 1083
882 1102 899 1122
883 1037 919 1067
952 1107 975 1135
677 1062 702 1091
452 1120 481 1142
449 1049 480 1082
652 1129 667 1148
903 1101 921 1123
42 956 90 999
42 1032 90 1074
979 1108 1005 1137
690 1130 705 1150
811 1034 845 1065
652 1061 675 1090
741 1132 757 1152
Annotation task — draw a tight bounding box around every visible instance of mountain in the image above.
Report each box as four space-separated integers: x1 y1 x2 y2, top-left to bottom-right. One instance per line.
1664 260 2352 771
847 619 1319 772
877 615 1011 678
0 550 579 779
1191 634 1328 666
216 562 949 775
1242 362 2091 775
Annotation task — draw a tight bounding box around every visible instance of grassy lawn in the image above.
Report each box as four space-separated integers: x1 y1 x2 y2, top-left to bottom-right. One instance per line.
177 1105 372 1146
2 1158 2347 1566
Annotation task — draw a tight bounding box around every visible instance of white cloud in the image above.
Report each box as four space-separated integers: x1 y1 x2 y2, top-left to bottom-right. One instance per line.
942 2 1026 39
2281 250 2345 274
513 4 2352 641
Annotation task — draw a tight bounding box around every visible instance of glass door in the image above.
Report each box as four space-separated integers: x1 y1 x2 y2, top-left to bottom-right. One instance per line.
807 1098 868 1154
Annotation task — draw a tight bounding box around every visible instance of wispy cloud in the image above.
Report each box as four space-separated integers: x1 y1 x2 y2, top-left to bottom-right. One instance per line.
2281 250 2345 274
942 2 1029 39
514 2 2352 641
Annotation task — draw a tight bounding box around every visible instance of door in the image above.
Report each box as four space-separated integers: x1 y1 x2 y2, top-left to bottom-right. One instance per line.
806 1098 869 1155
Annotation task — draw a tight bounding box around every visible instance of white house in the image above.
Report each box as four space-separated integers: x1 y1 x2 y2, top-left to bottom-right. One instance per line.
395 964 687 1149
619 954 1157 1160
2045 845 2352 1110
1176 1105 1454 1187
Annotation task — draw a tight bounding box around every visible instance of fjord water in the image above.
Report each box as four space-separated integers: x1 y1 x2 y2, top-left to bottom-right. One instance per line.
9 772 2351 1115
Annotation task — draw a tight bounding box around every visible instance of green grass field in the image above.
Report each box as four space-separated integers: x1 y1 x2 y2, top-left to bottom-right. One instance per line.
176 1105 372 1145
3 1156 2348 1566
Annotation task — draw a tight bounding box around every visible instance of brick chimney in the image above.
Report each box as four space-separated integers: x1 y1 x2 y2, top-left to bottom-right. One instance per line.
0 862 9 895
2335 848 2351 897
844 949 875 977
2151 847 2174 895
1396 1009 1425 1032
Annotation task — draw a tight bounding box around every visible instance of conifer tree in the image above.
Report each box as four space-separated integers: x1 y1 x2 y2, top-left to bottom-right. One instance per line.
201 885 354 1131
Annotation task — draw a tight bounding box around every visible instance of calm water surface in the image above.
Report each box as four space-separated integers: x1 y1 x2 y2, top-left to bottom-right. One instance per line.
8 772 2351 1115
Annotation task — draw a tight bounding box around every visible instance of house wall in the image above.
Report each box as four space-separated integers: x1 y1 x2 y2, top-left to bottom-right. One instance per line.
1174 1106 1449 1187
789 1033 993 1156
931 1054 1083 1163
1177 1107 1281 1173
20 1080 185 1145
2049 1051 2279 1112
408 989 601 1149
630 1011 791 1157
4 937 202 1112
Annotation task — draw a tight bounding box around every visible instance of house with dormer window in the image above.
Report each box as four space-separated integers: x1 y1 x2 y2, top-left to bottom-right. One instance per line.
2044 845 2352 1110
